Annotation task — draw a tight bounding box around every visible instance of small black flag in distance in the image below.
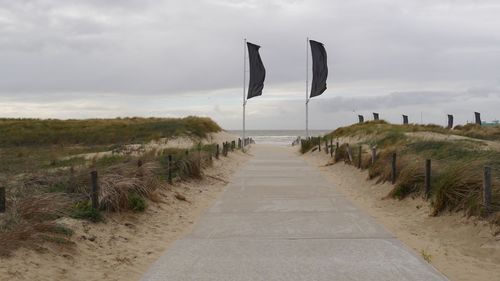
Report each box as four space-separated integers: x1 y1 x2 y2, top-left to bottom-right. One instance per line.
309 40 328 98
246 42 266 99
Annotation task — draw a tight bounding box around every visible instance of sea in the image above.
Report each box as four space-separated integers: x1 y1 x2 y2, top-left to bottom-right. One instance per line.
229 130 331 146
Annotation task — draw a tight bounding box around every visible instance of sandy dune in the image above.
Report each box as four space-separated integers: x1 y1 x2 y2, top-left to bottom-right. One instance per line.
0 149 250 281
302 148 500 281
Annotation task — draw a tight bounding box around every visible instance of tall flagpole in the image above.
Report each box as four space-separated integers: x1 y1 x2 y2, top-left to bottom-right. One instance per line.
305 37 309 138
242 38 247 151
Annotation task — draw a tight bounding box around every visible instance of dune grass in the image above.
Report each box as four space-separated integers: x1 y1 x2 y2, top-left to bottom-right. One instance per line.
0 116 232 256
0 116 221 147
321 120 500 222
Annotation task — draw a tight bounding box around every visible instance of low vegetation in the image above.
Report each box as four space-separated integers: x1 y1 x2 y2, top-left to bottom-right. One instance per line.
0 116 221 147
0 117 232 256
303 120 500 223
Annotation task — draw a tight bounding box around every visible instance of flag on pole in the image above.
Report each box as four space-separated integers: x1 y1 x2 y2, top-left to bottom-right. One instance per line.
246 42 266 99
309 40 328 98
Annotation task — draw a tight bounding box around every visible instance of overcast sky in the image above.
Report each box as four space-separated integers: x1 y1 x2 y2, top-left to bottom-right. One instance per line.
1 0 499 130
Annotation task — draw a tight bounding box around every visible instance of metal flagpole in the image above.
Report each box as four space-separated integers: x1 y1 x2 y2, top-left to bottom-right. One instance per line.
242 38 247 151
305 37 309 138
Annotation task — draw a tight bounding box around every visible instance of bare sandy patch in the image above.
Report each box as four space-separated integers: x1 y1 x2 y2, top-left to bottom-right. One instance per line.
0 149 250 281
301 148 500 281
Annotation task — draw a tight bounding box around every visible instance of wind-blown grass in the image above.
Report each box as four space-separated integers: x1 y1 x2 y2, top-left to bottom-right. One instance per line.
325 121 500 220
0 116 228 256
0 116 221 147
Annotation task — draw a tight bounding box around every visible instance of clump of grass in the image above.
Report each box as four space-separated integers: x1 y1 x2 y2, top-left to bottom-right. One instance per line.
128 194 146 212
38 234 75 245
300 138 320 154
454 123 500 141
71 201 103 222
387 162 424 199
431 163 484 216
420 249 432 263
334 143 349 162
45 224 74 236
0 193 72 256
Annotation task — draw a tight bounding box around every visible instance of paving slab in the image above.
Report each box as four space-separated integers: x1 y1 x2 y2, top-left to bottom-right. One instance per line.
219 183 342 198
141 145 448 281
188 211 392 239
142 238 447 281
209 197 358 213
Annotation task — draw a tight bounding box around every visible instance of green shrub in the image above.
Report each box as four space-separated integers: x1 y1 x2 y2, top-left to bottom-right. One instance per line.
128 194 147 212
71 201 103 222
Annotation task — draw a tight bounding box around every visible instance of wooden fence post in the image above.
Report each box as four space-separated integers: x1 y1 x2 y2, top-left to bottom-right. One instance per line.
371 147 376 165
483 166 492 211
238 138 242 149
216 144 220 159
357 146 362 169
330 138 333 157
0 186 5 213
90 171 99 210
168 155 173 184
425 159 431 197
391 153 397 184
318 137 321 152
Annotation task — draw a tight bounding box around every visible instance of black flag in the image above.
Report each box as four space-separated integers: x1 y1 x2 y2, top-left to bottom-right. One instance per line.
309 40 328 98
247 42 266 99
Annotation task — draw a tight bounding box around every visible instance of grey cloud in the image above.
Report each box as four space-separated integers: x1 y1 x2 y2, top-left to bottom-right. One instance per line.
0 0 499 129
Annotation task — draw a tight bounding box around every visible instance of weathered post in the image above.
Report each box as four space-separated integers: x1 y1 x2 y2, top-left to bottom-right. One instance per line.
357 146 362 169
168 155 173 183
474 112 482 125
325 138 329 154
403 115 409 125
318 137 321 152
483 166 492 211
425 159 431 197
358 115 364 123
0 186 5 213
336 142 339 149
330 138 333 157
371 147 376 165
447 114 454 129
373 112 379 121
238 138 242 149
216 144 220 159
391 153 397 184
90 171 99 210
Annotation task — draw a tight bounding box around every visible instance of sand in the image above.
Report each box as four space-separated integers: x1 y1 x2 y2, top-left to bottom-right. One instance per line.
302 148 500 281
67 131 239 160
0 148 250 281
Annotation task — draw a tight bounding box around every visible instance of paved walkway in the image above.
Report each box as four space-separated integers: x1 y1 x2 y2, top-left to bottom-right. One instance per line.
141 145 448 281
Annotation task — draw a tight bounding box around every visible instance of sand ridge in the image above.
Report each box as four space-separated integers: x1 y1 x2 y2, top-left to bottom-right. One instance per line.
302 148 500 281
0 148 250 281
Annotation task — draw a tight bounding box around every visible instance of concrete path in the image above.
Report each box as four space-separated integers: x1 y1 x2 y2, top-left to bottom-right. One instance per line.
141 145 448 281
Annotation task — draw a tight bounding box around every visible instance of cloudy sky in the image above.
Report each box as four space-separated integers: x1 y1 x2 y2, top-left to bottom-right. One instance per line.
1 0 499 130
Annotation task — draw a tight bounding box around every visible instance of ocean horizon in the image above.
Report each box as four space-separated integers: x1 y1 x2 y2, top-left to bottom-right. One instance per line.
229 129 331 146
